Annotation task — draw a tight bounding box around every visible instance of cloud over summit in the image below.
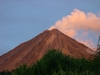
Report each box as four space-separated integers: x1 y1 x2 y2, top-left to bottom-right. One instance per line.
49 9 100 49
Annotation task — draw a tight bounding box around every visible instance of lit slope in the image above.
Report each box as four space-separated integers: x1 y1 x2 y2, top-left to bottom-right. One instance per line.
0 29 92 71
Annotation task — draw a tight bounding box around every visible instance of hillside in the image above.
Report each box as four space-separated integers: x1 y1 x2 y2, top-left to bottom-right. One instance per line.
0 49 100 75
0 29 93 71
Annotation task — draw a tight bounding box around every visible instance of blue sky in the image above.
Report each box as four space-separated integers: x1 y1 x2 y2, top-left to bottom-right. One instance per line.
0 0 100 55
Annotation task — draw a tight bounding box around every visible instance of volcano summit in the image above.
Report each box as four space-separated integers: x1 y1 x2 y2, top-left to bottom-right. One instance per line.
0 29 92 71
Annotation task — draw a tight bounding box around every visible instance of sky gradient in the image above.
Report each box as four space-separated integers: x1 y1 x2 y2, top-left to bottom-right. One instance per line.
0 0 100 55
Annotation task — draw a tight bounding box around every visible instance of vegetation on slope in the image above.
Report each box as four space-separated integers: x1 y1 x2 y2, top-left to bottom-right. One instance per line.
0 49 100 75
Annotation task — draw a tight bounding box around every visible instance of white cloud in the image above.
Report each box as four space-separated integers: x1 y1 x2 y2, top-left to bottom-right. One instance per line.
49 9 100 48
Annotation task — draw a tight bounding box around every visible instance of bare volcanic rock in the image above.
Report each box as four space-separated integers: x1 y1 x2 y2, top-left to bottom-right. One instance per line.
0 29 92 71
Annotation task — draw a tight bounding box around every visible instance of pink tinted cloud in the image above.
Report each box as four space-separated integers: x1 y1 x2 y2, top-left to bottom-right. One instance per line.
49 9 100 36
49 9 100 48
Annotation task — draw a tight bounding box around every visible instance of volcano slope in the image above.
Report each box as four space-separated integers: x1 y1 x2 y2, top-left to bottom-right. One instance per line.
0 29 93 71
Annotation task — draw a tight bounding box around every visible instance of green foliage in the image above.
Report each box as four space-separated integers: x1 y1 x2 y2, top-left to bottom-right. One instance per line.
0 70 11 75
1 49 100 75
90 50 100 75
13 64 28 75
33 50 95 75
95 51 100 59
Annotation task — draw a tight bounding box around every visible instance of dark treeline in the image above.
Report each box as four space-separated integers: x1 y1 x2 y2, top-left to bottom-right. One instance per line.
0 49 100 75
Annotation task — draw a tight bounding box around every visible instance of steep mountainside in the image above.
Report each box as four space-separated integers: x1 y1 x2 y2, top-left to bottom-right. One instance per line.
0 29 92 71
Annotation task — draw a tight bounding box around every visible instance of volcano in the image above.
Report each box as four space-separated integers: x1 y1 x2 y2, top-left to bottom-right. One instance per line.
0 29 92 71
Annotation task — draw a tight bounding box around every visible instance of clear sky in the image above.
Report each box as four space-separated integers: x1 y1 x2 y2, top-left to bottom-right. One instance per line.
0 0 100 55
